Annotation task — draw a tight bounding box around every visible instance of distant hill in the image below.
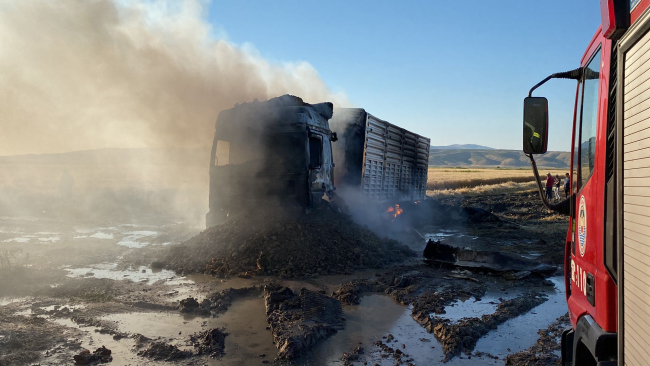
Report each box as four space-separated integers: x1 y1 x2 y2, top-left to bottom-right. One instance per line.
0 147 209 167
0 146 570 170
430 144 494 150
428 148 571 169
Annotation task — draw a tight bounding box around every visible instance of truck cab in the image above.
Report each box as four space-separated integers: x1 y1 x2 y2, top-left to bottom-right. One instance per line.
206 95 335 228
564 28 619 365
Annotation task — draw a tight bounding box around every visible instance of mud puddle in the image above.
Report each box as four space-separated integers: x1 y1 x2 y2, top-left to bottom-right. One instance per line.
100 311 204 347
65 263 190 285
93 296 275 364
425 230 478 242
52 318 167 365
205 296 277 365
117 230 159 248
303 275 567 365
472 277 567 359
440 295 500 322
301 294 450 365
0 297 27 307
303 294 499 365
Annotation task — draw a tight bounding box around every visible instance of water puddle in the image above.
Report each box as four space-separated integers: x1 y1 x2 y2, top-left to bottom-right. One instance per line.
304 282 567 366
0 297 27 307
41 304 86 312
206 297 277 365
52 318 152 365
302 294 443 365
15 303 86 317
89 232 114 240
2 235 34 243
38 236 61 242
117 231 158 248
65 263 189 285
425 230 456 240
472 276 568 359
74 226 118 234
520 251 543 260
101 311 204 346
438 296 499 322
98 297 275 365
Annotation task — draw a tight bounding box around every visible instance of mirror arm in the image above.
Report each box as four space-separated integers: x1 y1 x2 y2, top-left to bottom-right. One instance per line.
528 67 584 97
526 153 574 216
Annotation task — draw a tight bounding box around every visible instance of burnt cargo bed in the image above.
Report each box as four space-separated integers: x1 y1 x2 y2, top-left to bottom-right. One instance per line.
329 108 430 202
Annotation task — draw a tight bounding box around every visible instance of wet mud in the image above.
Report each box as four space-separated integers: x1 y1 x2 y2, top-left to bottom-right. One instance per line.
0 189 570 365
264 284 345 359
505 314 571 365
161 203 415 279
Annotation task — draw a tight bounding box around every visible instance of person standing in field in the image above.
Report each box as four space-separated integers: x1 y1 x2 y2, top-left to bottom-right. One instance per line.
564 173 570 198
545 173 554 201
554 174 561 200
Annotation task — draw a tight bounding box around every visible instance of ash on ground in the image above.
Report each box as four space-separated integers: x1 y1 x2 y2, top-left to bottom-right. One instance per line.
163 203 415 278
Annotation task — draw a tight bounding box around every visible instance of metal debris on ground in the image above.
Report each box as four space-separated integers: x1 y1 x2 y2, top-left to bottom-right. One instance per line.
423 240 556 275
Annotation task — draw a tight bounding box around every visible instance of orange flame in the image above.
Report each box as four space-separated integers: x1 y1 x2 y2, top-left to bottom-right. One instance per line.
386 204 403 219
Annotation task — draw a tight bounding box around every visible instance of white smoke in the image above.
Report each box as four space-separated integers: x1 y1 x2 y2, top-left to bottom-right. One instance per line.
0 0 348 156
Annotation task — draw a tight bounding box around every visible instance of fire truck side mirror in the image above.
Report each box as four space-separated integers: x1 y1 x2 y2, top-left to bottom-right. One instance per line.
523 97 549 155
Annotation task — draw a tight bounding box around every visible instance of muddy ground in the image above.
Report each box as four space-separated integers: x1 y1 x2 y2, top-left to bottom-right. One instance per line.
0 190 569 365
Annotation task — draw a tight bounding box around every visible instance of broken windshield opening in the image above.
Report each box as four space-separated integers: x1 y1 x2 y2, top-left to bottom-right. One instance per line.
215 140 230 166
262 132 306 173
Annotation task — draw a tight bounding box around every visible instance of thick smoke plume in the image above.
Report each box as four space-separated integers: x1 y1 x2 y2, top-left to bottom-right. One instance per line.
0 0 347 156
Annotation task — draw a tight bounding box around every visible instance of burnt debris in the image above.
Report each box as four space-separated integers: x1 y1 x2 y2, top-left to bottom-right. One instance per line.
423 240 557 275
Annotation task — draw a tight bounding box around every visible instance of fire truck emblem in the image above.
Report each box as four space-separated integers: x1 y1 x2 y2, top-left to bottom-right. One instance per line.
578 195 587 257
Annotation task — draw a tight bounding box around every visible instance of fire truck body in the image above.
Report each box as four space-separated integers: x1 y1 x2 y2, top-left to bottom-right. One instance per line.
524 1 650 364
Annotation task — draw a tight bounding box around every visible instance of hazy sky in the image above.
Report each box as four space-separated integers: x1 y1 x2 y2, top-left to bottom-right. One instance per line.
209 0 601 151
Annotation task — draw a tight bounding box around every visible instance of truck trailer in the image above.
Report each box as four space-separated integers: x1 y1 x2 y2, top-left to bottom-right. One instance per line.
522 1 650 364
329 108 430 202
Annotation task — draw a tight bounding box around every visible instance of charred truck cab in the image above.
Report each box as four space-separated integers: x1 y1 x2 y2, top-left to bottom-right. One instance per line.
206 95 335 228
523 1 650 364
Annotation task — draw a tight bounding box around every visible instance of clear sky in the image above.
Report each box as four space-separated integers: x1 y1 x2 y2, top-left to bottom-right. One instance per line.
208 0 601 151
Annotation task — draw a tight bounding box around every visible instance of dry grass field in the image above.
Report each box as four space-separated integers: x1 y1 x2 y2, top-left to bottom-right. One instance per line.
427 167 537 190
425 167 571 197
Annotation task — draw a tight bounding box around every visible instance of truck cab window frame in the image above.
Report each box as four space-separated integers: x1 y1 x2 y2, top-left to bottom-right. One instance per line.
309 134 323 169
577 47 601 192
573 82 583 196
215 140 230 166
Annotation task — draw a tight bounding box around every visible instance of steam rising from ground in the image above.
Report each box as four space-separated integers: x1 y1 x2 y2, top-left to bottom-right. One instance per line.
0 0 347 156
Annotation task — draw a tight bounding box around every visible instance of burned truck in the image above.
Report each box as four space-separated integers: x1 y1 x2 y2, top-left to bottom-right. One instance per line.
206 95 336 227
329 108 430 202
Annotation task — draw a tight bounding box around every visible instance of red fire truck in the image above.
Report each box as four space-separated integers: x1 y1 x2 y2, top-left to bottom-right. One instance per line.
523 1 650 364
